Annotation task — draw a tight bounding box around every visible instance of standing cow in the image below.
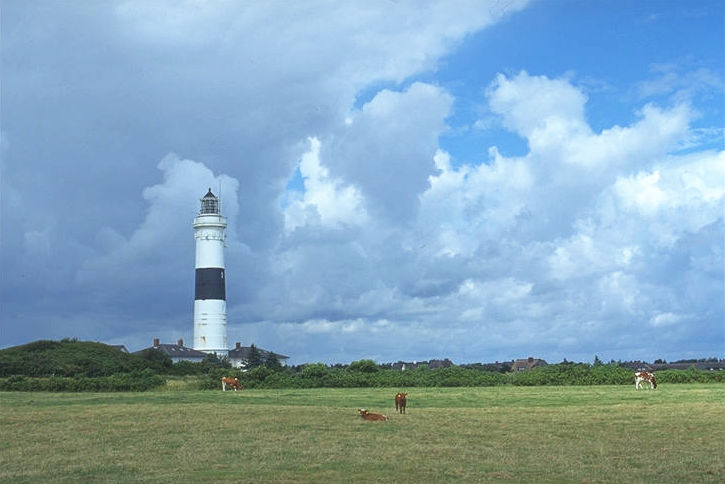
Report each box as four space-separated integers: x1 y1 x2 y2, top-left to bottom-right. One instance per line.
221 377 243 391
635 371 657 389
395 392 407 414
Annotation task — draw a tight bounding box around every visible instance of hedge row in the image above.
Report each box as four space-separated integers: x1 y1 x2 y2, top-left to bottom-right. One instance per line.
2 364 721 392
202 363 723 390
0 371 165 392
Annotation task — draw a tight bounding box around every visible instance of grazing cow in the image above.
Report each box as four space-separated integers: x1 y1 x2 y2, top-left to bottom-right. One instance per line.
221 377 242 391
357 408 389 421
635 371 657 390
395 392 407 414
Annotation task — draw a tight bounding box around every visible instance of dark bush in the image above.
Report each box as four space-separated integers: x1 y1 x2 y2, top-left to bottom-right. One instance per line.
0 371 165 392
0 340 156 377
348 359 378 373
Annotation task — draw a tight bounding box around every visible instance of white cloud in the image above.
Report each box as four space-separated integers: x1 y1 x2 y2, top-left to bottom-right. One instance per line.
283 137 368 232
419 147 534 257
488 71 589 139
614 170 667 215
637 65 722 103
278 69 715 363
325 82 454 223
649 312 684 328
396 72 722 359
487 72 693 171
115 1 531 86
606 150 725 247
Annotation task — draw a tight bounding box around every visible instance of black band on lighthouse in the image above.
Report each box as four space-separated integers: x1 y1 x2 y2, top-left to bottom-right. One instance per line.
195 268 226 300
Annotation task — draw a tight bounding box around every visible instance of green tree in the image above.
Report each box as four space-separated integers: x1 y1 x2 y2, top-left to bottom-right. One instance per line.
348 359 378 373
200 353 230 372
245 344 264 369
264 353 283 371
301 363 328 378
137 348 173 371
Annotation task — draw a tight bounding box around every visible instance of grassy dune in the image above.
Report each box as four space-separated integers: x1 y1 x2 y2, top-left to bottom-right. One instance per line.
1 385 723 483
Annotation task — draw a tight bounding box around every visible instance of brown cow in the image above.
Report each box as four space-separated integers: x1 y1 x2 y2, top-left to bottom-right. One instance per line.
635 371 657 389
221 377 242 391
358 408 389 421
395 392 407 414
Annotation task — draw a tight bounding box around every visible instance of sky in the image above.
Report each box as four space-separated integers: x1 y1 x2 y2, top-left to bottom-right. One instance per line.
1 0 723 365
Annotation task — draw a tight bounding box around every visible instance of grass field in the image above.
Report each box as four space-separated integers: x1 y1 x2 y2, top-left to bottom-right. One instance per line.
1 384 723 483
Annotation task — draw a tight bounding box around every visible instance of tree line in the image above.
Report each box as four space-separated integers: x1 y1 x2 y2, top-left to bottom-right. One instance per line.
0 340 722 391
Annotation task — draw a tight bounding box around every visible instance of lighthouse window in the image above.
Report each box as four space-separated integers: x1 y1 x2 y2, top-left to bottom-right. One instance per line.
200 198 219 214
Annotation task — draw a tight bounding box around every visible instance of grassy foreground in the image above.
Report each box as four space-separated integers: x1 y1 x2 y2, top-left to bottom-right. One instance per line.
1 385 723 483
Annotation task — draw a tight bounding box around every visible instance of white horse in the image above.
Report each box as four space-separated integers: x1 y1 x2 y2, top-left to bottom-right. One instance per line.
635 371 657 389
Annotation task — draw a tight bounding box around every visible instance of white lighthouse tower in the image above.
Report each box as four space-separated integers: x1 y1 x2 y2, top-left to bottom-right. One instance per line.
192 188 228 357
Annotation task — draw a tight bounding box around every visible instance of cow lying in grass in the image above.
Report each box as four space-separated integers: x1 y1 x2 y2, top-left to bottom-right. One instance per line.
358 408 389 421
221 377 242 391
635 371 657 389
395 392 407 414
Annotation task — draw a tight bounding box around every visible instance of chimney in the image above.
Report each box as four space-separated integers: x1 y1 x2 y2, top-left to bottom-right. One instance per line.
178 339 184 347
235 342 241 350
153 338 160 347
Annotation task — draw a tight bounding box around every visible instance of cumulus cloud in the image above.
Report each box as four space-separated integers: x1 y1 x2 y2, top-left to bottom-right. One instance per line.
488 71 693 172
263 68 722 362
323 82 454 223
636 64 722 104
356 71 723 361
488 71 589 139
114 0 531 86
283 137 368 232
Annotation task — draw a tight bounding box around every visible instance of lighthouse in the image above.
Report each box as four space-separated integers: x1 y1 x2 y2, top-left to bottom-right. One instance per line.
192 188 228 357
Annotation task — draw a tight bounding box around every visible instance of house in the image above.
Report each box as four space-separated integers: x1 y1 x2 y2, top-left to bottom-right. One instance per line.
622 360 725 372
227 342 289 369
461 361 512 372
428 358 454 369
391 358 454 370
511 357 547 371
620 361 654 372
109 344 129 353
134 338 208 364
653 361 725 371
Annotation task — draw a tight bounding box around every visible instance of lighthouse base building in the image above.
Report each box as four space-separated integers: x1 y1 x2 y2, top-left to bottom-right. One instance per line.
132 189 289 366
166 189 287 366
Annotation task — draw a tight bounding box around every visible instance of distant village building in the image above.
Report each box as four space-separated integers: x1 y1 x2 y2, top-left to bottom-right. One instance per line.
510 357 548 371
228 342 289 369
621 360 725 372
392 358 454 370
135 339 207 364
134 339 289 367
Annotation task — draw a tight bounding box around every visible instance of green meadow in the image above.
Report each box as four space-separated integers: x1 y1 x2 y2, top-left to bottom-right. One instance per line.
1 384 723 483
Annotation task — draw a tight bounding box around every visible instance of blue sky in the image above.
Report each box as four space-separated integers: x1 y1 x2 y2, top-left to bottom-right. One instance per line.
1 0 723 365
